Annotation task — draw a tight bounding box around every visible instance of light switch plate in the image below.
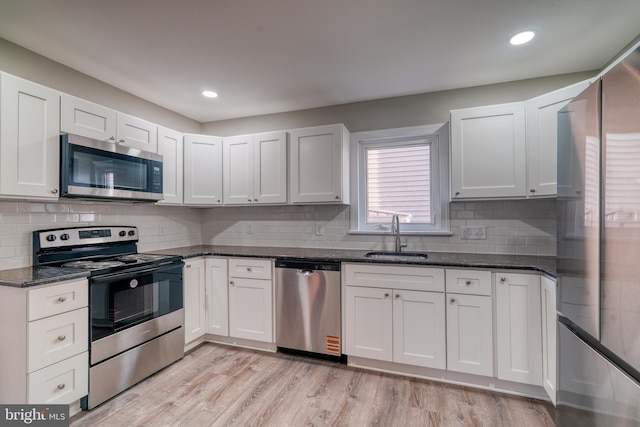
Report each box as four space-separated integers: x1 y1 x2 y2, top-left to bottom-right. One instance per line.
461 226 486 240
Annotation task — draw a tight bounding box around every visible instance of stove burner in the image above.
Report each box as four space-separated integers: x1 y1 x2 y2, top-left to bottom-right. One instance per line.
62 260 127 270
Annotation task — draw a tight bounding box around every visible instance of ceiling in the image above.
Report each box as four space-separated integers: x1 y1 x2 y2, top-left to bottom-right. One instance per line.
0 0 639 123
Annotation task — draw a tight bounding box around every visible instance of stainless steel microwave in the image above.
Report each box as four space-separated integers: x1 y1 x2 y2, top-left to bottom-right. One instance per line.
60 134 163 202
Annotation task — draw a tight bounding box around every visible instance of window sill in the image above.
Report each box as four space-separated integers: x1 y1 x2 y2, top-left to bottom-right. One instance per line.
348 229 453 236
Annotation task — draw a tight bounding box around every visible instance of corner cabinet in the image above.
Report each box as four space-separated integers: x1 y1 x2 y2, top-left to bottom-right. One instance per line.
0 73 61 200
60 94 158 152
495 272 543 386
344 264 446 369
157 126 184 205
525 80 590 197
183 258 206 347
290 124 350 204
0 278 89 405
183 134 223 206
223 131 287 205
450 102 527 199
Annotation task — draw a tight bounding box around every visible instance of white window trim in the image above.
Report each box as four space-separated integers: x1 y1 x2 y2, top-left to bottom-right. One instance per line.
349 124 451 235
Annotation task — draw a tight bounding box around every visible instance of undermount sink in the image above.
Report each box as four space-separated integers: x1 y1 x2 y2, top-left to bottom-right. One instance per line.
363 251 428 260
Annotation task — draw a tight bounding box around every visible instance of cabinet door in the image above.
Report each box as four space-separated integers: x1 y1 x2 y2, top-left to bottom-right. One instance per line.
290 124 348 204
115 112 158 152
27 351 88 405
156 126 183 205
393 290 446 369
446 293 493 376
450 102 526 199
60 93 117 141
183 258 206 345
344 286 393 361
0 74 60 199
526 80 590 197
205 258 228 336
541 276 557 403
228 277 273 342
253 131 287 204
183 134 223 205
223 135 253 205
495 273 543 385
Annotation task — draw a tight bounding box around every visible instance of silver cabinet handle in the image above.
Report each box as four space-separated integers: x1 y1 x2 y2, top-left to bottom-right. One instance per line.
254 198 258 202
51 189 58 194
57 335 66 341
450 297 456 303
118 139 126 144
530 188 536 193
394 293 400 299
247 267 252 272
465 280 471 286
57 296 67 302
230 280 235 286
186 264 191 268
108 136 116 142
500 277 506 283
455 191 460 196
384 293 389 298
335 195 340 200
248 199 252 202
57 384 66 390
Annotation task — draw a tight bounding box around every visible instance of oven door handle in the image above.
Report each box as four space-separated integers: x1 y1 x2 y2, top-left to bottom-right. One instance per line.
91 261 184 283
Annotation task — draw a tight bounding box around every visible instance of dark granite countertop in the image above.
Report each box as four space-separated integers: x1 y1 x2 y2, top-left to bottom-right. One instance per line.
147 245 556 277
0 267 90 288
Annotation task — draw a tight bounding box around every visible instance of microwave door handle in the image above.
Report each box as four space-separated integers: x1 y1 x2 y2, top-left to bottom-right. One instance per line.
91 262 182 283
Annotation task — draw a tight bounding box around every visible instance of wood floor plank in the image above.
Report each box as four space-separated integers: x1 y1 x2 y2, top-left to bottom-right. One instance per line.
71 343 555 427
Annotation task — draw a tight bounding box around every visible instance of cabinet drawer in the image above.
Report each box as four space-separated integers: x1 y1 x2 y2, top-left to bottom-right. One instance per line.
445 269 492 295
28 351 88 404
28 308 89 372
228 258 272 280
28 279 88 321
344 263 444 292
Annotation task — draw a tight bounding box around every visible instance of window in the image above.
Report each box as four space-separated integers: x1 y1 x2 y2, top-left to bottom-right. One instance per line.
350 124 450 234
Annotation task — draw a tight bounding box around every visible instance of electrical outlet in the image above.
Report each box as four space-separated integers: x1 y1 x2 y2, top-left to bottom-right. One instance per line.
461 226 486 240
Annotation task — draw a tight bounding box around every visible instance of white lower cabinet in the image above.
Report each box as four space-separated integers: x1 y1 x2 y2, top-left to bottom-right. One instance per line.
183 258 206 345
0 278 89 405
541 276 557 403
228 258 273 343
205 257 229 336
344 264 446 370
495 273 543 386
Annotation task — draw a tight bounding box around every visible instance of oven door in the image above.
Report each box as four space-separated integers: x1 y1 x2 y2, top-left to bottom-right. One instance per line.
60 133 163 201
90 262 183 345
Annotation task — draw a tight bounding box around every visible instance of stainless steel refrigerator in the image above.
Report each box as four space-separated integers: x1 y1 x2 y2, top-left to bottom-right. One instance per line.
557 46 640 426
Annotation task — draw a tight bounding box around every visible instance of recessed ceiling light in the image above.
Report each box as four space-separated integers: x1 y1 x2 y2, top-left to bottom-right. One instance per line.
510 31 535 46
202 90 218 98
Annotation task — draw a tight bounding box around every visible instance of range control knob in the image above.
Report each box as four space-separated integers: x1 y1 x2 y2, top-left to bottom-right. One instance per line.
46 234 56 242
119 231 127 237
128 230 136 236
60 233 70 241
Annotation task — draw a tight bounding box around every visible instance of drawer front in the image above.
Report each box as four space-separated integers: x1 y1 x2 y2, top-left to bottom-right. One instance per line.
28 279 88 321
28 308 89 372
28 351 88 405
344 263 445 292
228 258 272 280
445 269 492 295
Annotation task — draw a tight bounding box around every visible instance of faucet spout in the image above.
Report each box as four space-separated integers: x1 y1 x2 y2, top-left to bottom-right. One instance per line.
391 214 407 252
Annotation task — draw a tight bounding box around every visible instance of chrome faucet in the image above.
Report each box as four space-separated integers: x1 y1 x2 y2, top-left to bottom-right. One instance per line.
391 214 408 253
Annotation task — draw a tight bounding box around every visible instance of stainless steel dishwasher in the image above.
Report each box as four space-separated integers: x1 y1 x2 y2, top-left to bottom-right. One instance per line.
275 260 342 357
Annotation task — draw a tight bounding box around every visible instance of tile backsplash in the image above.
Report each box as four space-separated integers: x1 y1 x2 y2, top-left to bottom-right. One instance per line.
201 199 557 256
0 198 556 270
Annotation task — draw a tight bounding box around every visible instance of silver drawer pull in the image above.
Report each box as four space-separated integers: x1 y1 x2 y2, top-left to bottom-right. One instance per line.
57 384 66 390
450 298 456 303
384 293 389 298
465 280 471 286
57 335 66 341
246 267 252 272
57 296 67 302
500 277 506 283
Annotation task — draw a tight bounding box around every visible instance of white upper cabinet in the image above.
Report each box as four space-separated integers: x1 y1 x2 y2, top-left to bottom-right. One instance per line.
290 124 350 204
157 126 183 205
223 131 287 205
60 94 157 152
0 73 61 200
450 102 527 199
183 134 223 206
525 80 590 197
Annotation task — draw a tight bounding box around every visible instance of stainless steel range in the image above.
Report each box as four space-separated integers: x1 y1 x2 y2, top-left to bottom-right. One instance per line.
33 226 185 409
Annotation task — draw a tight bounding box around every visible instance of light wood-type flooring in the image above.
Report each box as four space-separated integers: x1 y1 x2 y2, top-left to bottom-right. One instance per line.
71 343 555 427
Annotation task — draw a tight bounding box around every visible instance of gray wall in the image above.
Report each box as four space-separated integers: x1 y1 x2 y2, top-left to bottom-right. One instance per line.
0 38 201 134
201 71 595 136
